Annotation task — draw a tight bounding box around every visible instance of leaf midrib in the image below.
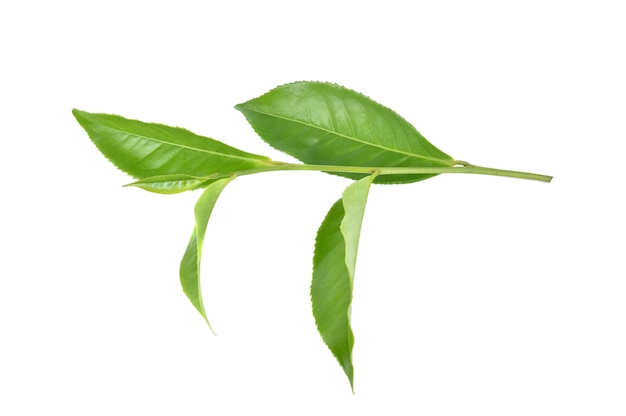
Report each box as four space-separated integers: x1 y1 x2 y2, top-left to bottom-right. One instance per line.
85 114 271 165
239 106 452 166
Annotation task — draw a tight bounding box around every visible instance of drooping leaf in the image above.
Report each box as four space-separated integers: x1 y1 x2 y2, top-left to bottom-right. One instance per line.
180 176 234 332
311 174 375 391
125 174 217 194
73 109 274 181
235 82 454 184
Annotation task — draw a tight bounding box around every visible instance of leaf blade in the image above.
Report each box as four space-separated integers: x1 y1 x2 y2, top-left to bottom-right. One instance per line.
180 176 233 332
311 175 374 391
125 174 217 194
236 82 454 184
73 109 274 180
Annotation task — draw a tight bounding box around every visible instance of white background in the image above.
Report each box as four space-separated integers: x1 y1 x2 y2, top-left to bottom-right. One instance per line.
1 1 625 414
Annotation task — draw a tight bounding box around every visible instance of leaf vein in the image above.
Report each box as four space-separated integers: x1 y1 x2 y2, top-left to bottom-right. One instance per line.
99 123 270 164
240 108 448 165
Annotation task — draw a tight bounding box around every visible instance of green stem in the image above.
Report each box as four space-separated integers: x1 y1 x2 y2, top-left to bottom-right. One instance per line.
265 162 552 183
196 161 551 183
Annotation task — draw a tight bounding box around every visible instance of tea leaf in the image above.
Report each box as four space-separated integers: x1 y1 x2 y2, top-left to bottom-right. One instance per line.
311 174 375 391
73 109 274 180
236 82 454 184
126 174 216 194
180 176 234 332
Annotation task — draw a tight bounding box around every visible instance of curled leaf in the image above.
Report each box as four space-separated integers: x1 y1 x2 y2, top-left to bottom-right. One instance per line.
180 176 234 332
311 174 375 391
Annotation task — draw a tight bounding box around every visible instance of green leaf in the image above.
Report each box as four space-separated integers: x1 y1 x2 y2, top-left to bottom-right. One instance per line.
125 174 217 194
73 109 274 180
235 82 454 184
311 174 375 391
180 176 234 332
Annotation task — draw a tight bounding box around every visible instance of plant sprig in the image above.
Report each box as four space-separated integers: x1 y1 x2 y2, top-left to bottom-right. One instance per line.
73 81 551 392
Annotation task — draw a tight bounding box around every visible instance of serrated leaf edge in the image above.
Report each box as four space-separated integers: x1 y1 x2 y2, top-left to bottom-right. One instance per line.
311 174 375 392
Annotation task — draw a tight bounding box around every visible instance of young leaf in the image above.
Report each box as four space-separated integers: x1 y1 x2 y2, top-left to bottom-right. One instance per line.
311 174 375 391
72 109 274 180
126 174 216 194
180 176 234 332
235 82 454 184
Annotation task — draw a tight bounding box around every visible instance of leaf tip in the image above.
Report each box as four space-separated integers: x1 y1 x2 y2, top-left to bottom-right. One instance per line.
204 316 217 336
343 359 355 393
72 108 85 122
233 102 253 116
72 108 90 121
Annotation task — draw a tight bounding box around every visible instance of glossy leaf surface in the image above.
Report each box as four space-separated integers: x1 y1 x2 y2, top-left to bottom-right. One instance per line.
312 175 374 391
180 177 233 332
73 109 273 180
236 82 454 184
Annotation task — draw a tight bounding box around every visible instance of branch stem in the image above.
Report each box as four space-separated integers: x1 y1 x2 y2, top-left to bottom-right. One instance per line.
257 162 552 183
